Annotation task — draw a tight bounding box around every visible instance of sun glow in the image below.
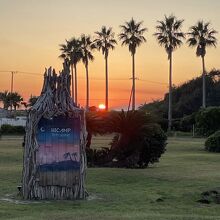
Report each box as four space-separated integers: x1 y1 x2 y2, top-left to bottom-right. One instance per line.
98 103 106 110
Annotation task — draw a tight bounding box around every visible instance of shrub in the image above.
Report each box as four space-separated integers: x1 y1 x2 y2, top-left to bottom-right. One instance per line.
0 124 25 134
205 131 220 152
86 110 167 168
180 113 196 132
103 111 167 168
195 107 220 136
110 123 167 168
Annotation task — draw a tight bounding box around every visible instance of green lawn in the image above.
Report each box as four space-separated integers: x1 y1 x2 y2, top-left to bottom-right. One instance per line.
0 136 220 220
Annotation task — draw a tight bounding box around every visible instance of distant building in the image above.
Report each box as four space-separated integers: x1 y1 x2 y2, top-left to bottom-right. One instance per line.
0 108 8 118
0 116 27 127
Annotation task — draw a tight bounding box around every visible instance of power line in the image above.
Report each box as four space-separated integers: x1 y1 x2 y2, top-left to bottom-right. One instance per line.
78 76 167 85
0 70 42 92
77 77 128 81
139 79 167 85
0 70 167 85
17 71 43 76
78 98 130 100
0 70 42 76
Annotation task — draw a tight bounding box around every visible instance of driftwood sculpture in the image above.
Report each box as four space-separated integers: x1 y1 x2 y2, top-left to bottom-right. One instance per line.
22 62 87 200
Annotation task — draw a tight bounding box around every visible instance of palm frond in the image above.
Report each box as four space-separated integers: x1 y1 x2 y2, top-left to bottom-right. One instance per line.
79 34 96 65
94 26 117 57
119 18 147 55
154 14 185 58
187 20 218 57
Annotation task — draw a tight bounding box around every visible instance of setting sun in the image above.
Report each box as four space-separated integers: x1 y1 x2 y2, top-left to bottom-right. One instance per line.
98 103 106 110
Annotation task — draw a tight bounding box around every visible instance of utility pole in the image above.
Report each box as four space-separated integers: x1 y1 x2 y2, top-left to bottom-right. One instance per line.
11 71 16 93
129 76 139 111
127 84 133 112
0 70 40 93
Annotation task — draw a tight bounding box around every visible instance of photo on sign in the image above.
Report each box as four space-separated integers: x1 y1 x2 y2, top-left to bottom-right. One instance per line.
36 116 81 173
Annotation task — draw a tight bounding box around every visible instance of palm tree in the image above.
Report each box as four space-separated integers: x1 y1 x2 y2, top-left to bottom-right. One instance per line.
79 34 96 110
59 41 74 99
63 152 77 161
154 15 185 131
59 39 82 104
119 18 147 110
28 95 39 107
68 38 82 105
0 91 10 109
8 92 23 110
187 21 217 108
94 26 117 111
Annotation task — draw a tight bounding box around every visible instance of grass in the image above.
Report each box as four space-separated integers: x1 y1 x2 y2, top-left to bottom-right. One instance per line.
0 135 220 220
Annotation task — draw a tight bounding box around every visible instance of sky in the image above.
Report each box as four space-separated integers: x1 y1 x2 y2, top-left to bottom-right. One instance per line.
0 0 219 109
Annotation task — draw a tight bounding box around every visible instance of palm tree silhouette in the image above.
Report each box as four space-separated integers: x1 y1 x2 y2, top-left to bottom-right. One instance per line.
94 26 117 111
79 34 96 110
154 15 185 131
69 38 83 105
63 152 78 161
187 21 217 108
119 18 147 110
6 92 23 111
59 41 74 99
0 91 10 109
59 38 82 104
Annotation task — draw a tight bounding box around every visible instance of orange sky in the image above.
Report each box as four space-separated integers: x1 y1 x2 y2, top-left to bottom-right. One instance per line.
0 0 220 109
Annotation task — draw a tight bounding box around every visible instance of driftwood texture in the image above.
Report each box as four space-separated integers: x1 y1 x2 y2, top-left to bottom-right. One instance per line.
22 62 87 200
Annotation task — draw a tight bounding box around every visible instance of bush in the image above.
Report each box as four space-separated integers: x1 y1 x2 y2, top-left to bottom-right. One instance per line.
195 107 220 136
205 131 220 152
180 113 196 132
109 124 166 168
85 110 167 168
0 124 25 134
87 110 167 168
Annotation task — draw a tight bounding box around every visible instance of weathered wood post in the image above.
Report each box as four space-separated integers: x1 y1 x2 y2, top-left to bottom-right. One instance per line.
22 62 87 200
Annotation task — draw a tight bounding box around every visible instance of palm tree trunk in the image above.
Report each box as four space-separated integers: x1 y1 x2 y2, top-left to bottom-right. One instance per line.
168 52 172 131
202 56 206 108
105 55 109 111
86 64 89 110
132 53 135 111
74 64 78 106
71 65 74 101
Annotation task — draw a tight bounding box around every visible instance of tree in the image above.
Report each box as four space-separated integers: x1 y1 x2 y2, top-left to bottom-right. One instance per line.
86 110 167 168
0 91 10 109
8 92 23 110
63 152 77 161
79 34 96 110
68 38 82 105
94 26 117 111
28 95 39 107
154 15 185 131
59 38 82 104
187 21 217 108
59 41 73 98
139 69 220 129
108 110 167 168
119 18 147 110
196 107 220 136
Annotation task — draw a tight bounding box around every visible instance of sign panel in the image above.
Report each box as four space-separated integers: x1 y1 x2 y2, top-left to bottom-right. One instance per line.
36 115 80 186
